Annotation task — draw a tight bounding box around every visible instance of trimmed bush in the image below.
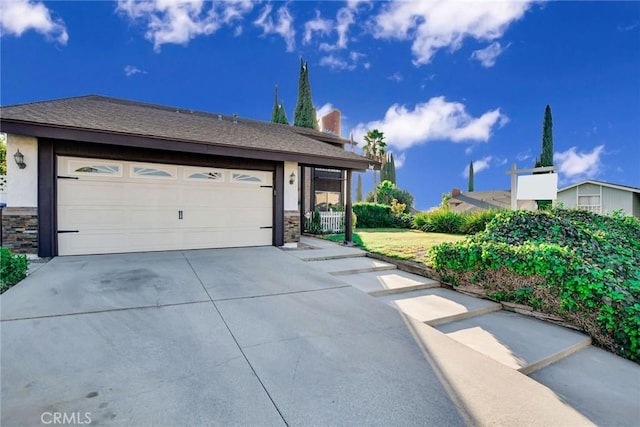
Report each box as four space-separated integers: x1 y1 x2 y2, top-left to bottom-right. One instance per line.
353 203 394 228
429 208 640 363
0 248 29 294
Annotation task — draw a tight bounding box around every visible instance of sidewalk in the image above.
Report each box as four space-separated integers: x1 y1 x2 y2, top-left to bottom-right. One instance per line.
293 236 640 426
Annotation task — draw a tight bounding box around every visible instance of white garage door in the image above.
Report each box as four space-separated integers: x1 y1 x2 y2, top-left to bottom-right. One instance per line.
57 156 273 255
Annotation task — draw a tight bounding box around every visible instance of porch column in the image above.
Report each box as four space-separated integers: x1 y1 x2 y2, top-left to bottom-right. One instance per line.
344 169 353 244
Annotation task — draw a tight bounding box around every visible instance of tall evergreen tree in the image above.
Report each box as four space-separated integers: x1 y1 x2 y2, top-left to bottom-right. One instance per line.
534 105 554 209
271 85 280 122
380 153 397 185
468 161 474 192
294 59 318 129
271 85 289 125
356 173 363 202
389 153 396 185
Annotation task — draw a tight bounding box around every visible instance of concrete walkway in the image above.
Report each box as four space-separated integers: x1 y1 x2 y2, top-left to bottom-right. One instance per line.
300 236 640 427
2 238 638 426
1 247 462 426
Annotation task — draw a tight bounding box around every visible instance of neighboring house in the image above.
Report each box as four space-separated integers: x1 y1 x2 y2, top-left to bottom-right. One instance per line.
556 180 640 218
0 95 373 257
447 188 536 213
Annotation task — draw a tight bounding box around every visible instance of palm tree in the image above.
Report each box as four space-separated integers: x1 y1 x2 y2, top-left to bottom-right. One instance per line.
362 129 387 203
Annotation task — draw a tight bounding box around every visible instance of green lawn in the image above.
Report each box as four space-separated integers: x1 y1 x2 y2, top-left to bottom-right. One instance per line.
322 228 466 265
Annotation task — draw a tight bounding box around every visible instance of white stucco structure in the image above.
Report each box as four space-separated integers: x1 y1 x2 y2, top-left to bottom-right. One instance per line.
284 161 299 211
6 134 38 207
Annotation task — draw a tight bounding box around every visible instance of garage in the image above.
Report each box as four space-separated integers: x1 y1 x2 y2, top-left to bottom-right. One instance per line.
57 156 273 255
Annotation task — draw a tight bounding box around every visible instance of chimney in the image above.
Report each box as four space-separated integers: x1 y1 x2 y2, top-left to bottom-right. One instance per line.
452 188 461 197
321 109 341 135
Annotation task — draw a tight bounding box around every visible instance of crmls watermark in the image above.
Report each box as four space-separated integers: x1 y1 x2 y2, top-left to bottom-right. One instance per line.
41 412 92 425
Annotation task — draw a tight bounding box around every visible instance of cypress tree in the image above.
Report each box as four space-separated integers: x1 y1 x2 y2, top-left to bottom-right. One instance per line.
541 105 553 167
294 59 318 130
468 161 474 192
535 105 554 209
271 85 289 125
380 154 391 183
380 153 397 185
271 85 280 123
356 173 363 202
389 153 397 185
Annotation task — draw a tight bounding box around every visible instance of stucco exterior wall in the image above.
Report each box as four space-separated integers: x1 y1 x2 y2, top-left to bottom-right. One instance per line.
284 161 299 211
6 134 38 207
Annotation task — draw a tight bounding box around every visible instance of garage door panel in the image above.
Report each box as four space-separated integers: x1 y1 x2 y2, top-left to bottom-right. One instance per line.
58 207 129 230
57 156 274 255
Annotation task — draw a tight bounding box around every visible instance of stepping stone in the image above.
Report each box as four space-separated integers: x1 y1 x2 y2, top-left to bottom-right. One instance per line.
340 270 440 296
436 311 591 374
376 288 501 325
308 257 396 275
529 346 640 427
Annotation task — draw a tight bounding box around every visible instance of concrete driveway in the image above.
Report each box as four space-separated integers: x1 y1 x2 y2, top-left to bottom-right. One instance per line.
1 247 464 426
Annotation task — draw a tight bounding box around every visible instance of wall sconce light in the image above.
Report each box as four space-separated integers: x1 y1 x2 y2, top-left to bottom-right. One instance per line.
289 171 296 185
14 149 26 169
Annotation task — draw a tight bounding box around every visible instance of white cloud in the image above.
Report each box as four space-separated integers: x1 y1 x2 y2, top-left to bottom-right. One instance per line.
471 41 508 67
320 51 367 71
353 96 507 151
0 0 68 44
387 72 403 82
554 145 605 180
254 4 295 52
393 152 406 169
463 156 493 178
516 149 532 162
309 4 358 52
116 0 253 51
303 10 332 44
373 1 533 65
124 65 147 77
320 54 352 71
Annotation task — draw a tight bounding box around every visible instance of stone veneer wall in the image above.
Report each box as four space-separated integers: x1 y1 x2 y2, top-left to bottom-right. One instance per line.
1 207 38 254
284 210 301 244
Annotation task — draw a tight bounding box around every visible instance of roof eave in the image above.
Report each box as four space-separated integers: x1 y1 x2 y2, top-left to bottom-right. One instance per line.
0 119 374 171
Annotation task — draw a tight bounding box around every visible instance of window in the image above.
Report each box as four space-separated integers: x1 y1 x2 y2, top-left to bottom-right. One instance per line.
186 170 224 181
130 165 177 179
578 195 601 214
315 191 340 211
232 172 263 184
68 161 122 177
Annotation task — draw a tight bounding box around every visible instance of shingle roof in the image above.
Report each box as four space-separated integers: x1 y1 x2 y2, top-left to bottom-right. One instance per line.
0 95 373 169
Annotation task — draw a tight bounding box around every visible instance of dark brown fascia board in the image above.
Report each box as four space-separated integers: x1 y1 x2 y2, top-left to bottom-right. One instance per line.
0 120 375 171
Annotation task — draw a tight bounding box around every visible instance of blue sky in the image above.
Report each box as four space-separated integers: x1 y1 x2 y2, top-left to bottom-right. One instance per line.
1 0 638 210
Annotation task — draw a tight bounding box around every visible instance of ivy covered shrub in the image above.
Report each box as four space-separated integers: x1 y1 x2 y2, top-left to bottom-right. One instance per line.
0 248 29 294
429 209 640 363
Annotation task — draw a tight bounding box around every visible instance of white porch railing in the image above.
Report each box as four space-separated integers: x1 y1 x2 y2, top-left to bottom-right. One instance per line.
319 211 345 233
305 211 345 233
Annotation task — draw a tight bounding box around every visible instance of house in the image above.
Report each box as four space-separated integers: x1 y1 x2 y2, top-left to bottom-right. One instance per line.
556 180 640 218
0 95 374 257
447 188 536 213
